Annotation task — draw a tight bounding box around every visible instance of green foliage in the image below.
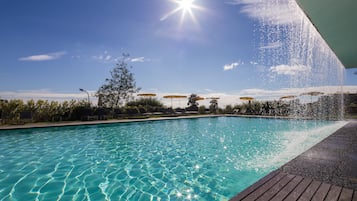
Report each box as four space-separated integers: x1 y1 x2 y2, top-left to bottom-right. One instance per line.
123 106 140 115
187 94 199 111
0 99 97 124
198 105 206 114
224 105 234 114
251 101 262 115
0 99 24 121
209 99 218 114
126 98 164 108
97 53 141 108
187 94 199 107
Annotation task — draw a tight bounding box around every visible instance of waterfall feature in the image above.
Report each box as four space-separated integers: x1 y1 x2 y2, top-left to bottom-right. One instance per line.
240 0 345 119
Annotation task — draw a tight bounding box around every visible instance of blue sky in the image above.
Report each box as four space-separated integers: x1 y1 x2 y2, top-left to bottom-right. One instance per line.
0 0 356 106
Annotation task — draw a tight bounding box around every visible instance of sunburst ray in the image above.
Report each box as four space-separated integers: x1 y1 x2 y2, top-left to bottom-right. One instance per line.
161 0 204 26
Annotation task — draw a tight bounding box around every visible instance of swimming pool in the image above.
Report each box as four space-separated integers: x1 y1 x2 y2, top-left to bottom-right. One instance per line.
0 117 346 200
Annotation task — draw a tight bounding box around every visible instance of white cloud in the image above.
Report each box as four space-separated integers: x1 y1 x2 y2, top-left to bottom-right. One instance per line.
225 0 304 25
130 57 145 63
0 89 96 102
94 54 149 63
19 51 67 62
223 62 240 71
239 86 357 101
270 64 311 75
260 41 283 50
92 51 116 63
249 61 258 65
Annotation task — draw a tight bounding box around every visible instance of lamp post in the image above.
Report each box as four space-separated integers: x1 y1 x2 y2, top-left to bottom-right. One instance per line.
79 88 90 106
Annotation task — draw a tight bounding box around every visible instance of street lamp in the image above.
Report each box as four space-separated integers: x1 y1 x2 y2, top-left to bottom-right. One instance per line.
79 88 90 106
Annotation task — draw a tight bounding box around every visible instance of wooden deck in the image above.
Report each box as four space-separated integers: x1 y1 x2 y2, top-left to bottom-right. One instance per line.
230 170 357 201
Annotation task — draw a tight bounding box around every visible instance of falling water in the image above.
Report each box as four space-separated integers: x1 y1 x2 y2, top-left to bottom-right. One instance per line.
242 0 345 119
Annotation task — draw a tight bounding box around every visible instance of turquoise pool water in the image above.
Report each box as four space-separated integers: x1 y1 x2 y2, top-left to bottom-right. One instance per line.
0 117 346 201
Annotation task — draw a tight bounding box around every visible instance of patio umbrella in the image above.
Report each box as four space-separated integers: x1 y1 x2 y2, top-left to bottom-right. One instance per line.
137 93 156 97
240 97 254 101
300 92 324 103
300 92 324 96
207 97 220 100
194 96 205 101
240 97 254 106
279 95 297 100
207 97 220 105
240 97 254 114
163 95 187 108
137 93 157 110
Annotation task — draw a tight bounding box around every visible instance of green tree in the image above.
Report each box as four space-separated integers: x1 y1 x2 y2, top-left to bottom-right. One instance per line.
1 99 24 122
224 104 234 114
126 98 163 108
209 99 218 114
126 97 164 113
34 100 50 121
97 54 141 108
187 94 199 109
198 105 206 114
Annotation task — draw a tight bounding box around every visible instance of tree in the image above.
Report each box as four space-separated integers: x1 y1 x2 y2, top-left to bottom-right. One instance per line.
97 54 141 108
187 94 199 111
224 104 234 114
198 105 206 114
187 94 199 107
126 98 164 113
0 99 24 122
209 99 218 114
126 98 163 108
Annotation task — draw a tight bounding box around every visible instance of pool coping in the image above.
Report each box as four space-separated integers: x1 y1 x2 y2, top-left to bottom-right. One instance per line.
0 114 322 131
0 114 223 130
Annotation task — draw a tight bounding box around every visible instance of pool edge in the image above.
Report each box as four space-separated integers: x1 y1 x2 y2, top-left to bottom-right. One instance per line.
0 115 221 130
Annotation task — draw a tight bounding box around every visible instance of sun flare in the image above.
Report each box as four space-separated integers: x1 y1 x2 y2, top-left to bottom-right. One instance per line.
161 0 204 26
178 0 194 12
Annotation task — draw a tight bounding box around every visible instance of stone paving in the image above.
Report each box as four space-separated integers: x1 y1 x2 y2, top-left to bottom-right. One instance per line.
281 121 357 189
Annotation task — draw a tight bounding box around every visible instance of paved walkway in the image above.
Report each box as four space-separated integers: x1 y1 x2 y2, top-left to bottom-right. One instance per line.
231 121 357 200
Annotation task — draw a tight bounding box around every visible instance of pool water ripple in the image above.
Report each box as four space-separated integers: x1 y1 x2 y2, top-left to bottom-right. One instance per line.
0 117 346 200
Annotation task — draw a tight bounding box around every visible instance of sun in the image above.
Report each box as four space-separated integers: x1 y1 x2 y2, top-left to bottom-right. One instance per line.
178 0 194 12
161 0 204 26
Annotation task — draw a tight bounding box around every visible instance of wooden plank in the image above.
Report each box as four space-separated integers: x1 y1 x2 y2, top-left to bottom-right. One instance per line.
297 180 321 201
325 185 342 201
284 178 312 201
241 172 287 201
230 169 280 201
311 182 331 201
339 188 354 201
270 175 303 201
257 174 295 201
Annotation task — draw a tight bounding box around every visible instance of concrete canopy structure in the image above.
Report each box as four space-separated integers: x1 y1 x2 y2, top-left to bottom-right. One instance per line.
296 0 357 68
